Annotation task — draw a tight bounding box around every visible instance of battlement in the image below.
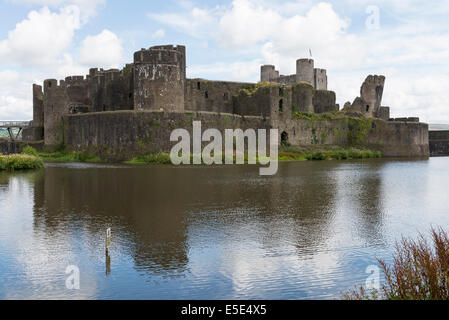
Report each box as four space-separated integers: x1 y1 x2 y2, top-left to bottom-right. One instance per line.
134 45 185 65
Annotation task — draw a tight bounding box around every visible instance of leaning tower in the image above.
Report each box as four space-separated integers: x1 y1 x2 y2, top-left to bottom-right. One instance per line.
133 45 186 111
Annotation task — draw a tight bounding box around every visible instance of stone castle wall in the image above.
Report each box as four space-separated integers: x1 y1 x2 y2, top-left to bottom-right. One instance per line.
64 111 270 161
185 79 254 114
429 130 449 156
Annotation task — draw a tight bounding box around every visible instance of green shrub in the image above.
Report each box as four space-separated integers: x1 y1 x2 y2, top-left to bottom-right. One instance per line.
21 146 39 157
345 228 449 300
0 154 44 170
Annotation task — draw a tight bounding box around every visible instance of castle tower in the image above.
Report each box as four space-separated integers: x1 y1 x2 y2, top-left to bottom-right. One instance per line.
32 84 44 128
133 45 186 111
314 68 328 90
296 59 315 86
261 65 277 82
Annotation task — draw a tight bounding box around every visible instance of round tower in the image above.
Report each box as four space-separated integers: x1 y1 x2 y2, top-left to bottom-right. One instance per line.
261 65 276 82
133 45 186 111
296 59 315 86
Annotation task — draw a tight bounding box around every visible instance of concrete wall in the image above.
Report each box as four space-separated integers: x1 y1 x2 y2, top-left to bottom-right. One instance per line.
429 130 449 156
64 111 270 161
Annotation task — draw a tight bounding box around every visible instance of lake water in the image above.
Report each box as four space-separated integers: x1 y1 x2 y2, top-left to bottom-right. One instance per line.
0 158 448 300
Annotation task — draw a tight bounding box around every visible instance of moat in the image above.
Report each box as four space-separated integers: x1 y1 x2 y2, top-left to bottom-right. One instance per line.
1 158 448 300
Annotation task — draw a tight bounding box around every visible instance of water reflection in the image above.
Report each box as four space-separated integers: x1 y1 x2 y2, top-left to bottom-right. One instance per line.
0 158 448 299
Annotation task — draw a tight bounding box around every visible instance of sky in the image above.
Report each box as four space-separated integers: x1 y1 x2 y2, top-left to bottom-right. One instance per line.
0 0 449 123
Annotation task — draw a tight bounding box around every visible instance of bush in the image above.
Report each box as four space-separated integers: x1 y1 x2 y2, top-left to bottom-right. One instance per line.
0 154 44 170
345 228 449 300
21 146 39 157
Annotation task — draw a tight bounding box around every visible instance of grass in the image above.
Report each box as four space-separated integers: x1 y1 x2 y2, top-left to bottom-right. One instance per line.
0 154 44 170
344 228 449 300
279 146 382 162
125 153 172 165
38 150 102 163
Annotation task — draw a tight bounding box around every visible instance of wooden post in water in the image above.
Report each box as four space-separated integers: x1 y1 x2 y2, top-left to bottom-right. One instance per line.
106 228 111 253
105 228 111 276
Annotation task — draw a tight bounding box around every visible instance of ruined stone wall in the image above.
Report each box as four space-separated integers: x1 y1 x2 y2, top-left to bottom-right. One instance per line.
272 116 429 157
313 90 337 114
378 106 390 121
291 83 314 113
364 120 429 157
89 66 134 112
233 84 283 119
133 45 185 111
64 111 270 161
429 130 449 156
185 79 254 114
314 69 327 90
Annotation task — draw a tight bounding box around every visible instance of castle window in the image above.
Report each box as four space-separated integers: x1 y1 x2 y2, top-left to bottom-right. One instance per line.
279 87 283 96
281 131 289 146
279 99 284 113
223 93 229 101
205 91 209 99
197 82 201 90
366 105 370 112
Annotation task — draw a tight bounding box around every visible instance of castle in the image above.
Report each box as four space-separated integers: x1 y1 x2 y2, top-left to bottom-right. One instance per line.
21 44 429 160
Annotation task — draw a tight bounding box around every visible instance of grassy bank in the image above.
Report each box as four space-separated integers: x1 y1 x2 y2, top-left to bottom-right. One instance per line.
0 154 44 170
125 146 382 165
38 150 102 163
279 146 382 161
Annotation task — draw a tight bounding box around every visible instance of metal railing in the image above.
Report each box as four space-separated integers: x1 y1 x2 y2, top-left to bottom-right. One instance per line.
0 121 31 128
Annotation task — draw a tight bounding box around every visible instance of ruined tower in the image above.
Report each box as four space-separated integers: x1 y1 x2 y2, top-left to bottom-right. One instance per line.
314 69 328 90
133 45 186 111
296 59 315 86
261 65 278 82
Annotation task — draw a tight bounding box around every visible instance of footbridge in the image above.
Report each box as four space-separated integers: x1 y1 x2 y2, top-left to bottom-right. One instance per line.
0 121 31 141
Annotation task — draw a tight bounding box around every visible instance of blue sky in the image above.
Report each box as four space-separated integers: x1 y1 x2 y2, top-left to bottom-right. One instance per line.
1 0 449 123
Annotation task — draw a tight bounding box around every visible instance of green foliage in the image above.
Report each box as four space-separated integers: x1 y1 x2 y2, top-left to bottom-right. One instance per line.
347 118 372 146
0 154 44 170
279 146 381 162
125 153 172 165
237 82 277 96
39 150 101 163
21 146 39 157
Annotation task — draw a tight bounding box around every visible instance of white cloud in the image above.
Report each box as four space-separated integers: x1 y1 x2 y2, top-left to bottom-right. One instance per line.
148 6 219 38
12 0 106 22
0 1 116 120
0 6 81 66
79 29 123 69
152 29 165 39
